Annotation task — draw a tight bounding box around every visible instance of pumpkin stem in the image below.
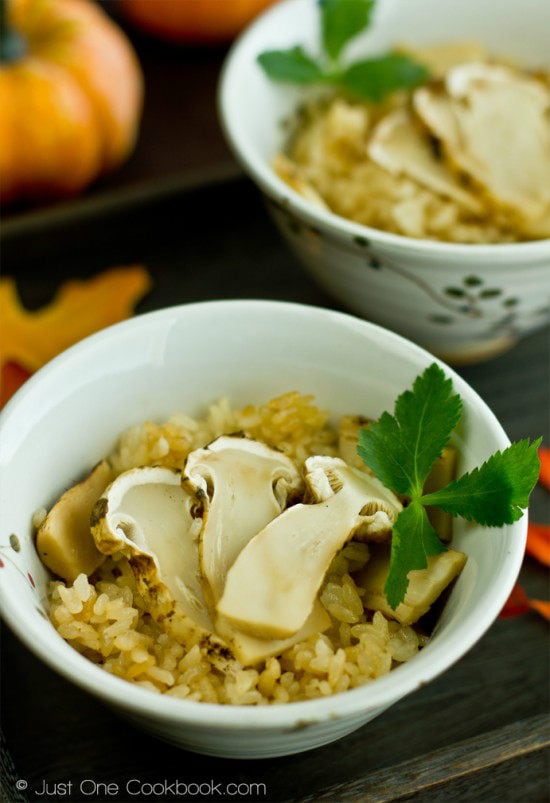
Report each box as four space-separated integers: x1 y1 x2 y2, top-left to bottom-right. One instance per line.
0 0 27 64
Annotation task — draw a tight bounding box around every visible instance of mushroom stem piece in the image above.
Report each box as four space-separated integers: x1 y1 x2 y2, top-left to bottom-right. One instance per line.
357 543 467 625
36 460 112 582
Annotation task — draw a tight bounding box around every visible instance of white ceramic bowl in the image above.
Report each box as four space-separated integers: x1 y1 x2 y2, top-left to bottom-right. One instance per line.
219 0 550 364
0 300 526 758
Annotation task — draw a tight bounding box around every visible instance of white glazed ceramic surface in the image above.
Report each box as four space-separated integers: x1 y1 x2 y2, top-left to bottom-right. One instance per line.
0 301 526 757
218 0 550 363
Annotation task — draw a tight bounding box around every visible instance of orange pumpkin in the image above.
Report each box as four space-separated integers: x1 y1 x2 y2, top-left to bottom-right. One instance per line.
0 0 143 204
118 0 277 44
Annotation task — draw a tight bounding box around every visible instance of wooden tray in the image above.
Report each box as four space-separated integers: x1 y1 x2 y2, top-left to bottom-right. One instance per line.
2 175 549 802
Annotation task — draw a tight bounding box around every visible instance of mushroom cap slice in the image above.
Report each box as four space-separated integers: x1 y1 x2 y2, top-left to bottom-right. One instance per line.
36 459 112 582
91 466 211 629
413 63 550 222
306 456 402 538
217 457 402 640
368 108 483 213
183 435 303 607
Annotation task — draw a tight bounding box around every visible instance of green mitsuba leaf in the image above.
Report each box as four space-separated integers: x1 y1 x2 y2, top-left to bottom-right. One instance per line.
394 364 463 494
357 363 462 497
257 1 430 100
357 363 540 609
339 53 430 101
319 0 375 63
357 409 410 495
384 501 447 609
422 438 543 526
257 47 326 83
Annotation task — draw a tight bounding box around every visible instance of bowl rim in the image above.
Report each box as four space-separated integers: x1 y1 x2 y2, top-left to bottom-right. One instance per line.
0 299 527 730
218 0 550 259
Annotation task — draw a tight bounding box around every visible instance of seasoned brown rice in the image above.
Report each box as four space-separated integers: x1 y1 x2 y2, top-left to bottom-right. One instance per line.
46 392 426 705
276 45 550 246
276 95 527 244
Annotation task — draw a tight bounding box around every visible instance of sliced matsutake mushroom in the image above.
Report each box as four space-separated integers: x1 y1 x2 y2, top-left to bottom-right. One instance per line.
217 456 402 640
36 460 112 582
216 600 331 667
183 435 303 607
91 466 212 629
413 63 550 222
368 108 483 213
356 543 467 625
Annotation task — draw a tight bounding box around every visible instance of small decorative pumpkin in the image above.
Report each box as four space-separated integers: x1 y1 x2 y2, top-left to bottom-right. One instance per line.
0 0 143 204
118 0 277 44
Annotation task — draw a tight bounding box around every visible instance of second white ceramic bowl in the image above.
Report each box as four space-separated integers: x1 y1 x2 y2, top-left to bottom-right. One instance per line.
219 0 550 364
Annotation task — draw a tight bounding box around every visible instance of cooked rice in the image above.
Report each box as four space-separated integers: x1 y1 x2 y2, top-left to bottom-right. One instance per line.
277 93 546 243
47 392 426 705
110 391 336 474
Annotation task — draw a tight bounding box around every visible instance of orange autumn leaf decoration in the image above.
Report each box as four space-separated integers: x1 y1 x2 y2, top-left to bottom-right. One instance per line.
0 266 151 373
538 447 550 491
500 583 550 621
500 446 550 621
499 584 531 618
525 522 550 568
529 599 550 619
0 361 32 407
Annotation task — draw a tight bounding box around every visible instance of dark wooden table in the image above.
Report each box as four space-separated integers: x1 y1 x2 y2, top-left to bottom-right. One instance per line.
1 17 549 803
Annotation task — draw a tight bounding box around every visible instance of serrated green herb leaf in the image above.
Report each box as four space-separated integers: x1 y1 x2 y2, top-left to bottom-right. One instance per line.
339 54 430 101
257 0 429 102
357 363 462 497
385 501 447 609
422 438 543 525
357 363 541 610
319 0 375 62
257 47 326 83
